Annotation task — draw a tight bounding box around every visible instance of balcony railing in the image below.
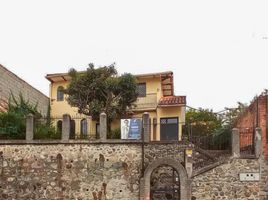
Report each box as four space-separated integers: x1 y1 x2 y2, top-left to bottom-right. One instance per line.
132 93 157 110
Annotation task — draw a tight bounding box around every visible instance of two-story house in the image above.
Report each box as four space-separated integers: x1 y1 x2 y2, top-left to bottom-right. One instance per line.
45 71 186 141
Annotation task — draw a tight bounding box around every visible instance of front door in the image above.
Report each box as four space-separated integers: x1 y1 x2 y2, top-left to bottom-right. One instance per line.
160 117 178 141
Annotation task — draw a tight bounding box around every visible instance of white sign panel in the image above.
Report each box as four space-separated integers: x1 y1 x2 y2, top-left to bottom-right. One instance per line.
121 119 142 139
239 173 260 181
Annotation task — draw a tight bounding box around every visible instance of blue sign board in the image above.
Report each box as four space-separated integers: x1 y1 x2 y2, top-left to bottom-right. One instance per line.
121 118 142 139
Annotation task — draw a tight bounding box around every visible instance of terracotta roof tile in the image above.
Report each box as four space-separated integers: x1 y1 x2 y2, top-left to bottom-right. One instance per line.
158 96 186 106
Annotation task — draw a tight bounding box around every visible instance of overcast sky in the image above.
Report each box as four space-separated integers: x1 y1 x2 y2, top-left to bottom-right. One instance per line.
0 0 268 112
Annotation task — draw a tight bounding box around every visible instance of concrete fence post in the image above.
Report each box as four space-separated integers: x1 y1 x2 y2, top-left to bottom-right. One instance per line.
254 127 262 158
100 112 107 141
232 128 240 158
26 114 34 141
62 114 70 141
184 147 193 177
142 112 150 142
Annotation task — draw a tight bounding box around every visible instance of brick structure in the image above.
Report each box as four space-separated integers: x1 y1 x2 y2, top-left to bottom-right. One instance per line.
236 94 268 156
0 98 8 112
0 64 49 115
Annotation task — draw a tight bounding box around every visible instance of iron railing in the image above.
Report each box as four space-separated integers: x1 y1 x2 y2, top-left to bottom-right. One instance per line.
132 93 157 110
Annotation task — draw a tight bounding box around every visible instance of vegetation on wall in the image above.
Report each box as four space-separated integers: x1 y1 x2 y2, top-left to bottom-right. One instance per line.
220 102 248 129
0 93 60 139
33 104 61 140
34 123 61 139
0 111 26 139
185 103 248 149
8 92 41 117
107 128 121 139
0 93 38 139
186 108 222 136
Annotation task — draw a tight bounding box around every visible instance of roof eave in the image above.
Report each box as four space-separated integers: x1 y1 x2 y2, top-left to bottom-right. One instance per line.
135 71 173 78
45 71 174 82
157 104 186 108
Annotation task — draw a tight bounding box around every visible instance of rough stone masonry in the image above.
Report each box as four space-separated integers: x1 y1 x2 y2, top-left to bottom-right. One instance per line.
192 158 264 200
0 143 142 200
0 142 187 200
0 142 267 200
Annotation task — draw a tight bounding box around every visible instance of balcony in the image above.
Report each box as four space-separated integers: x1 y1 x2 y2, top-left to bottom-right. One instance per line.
132 93 158 111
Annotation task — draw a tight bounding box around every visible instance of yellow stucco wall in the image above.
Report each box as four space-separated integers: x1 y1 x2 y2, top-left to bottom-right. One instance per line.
50 81 78 117
50 81 97 137
136 76 162 100
156 106 186 141
50 77 163 116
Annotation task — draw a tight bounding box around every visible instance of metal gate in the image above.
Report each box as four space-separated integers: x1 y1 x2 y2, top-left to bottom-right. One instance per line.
150 165 180 200
239 127 255 156
160 118 178 141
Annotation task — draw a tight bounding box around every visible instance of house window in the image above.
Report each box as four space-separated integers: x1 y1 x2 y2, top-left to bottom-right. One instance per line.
137 83 146 97
80 119 87 136
57 86 64 101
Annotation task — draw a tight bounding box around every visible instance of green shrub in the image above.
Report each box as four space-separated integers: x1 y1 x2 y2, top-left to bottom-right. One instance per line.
107 128 121 139
0 92 60 140
0 93 41 139
212 128 231 149
0 112 26 139
34 122 61 139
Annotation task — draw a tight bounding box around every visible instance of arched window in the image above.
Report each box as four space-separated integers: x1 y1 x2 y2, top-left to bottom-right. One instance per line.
80 119 87 136
57 86 64 101
57 120 62 133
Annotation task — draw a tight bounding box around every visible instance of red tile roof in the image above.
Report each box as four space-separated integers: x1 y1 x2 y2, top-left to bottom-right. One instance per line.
0 99 8 112
158 96 186 106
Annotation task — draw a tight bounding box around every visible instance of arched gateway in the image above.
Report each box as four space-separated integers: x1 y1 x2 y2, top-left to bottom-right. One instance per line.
140 158 190 200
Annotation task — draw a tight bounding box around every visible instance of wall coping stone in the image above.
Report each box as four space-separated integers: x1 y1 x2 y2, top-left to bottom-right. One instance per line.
0 139 190 146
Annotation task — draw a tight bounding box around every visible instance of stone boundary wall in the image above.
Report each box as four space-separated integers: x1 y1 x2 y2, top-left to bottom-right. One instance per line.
192 157 268 200
0 65 49 115
0 143 143 200
260 156 268 199
0 141 267 199
0 142 189 200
